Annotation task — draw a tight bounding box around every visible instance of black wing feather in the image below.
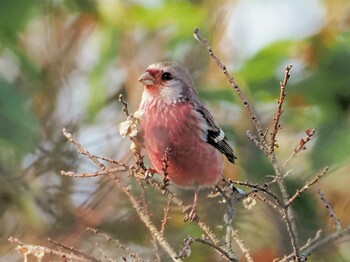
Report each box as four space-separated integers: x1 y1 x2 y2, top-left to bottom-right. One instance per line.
196 106 236 164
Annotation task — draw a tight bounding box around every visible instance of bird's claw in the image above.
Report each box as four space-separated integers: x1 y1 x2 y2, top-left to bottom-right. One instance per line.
184 205 198 222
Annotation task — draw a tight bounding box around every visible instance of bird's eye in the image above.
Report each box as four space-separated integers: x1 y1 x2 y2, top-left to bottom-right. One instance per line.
161 72 173 81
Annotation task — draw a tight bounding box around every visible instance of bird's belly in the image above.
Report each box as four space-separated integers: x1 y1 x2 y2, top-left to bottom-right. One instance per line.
142 103 223 188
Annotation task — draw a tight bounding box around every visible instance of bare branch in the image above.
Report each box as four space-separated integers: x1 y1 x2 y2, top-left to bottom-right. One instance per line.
318 189 341 231
8 237 94 262
300 226 350 261
269 65 293 153
48 238 99 262
194 27 265 140
160 196 172 237
283 128 316 168
63 128 106 169
232 230 254 262
119 94 130 117
194 238 238 262
111 176 181 262
286 167 329 206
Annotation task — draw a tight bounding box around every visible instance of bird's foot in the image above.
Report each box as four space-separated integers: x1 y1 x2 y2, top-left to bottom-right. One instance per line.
184 205 198 222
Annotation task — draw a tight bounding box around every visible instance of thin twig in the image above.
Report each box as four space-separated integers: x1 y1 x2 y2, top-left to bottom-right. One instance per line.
232 230 254 262
161 147 172 189
318 189 341 231
61 167 127 178
176 236 193 259
269 65 293 153
283 128 316 168
194 27 265 140
119 94 129 117
63 128 106 169
285 167 329 206
231 180 282 206
194 238 238 262
8 237 93 262
48 238 100 262
299 226 350 261
112 176 181 262
160 196 172 237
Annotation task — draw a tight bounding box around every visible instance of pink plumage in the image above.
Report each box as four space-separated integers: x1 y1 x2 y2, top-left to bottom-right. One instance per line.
137 61 236 190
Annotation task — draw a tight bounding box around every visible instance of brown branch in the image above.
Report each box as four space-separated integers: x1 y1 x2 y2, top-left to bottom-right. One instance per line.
111 176 181 262
48 238 99 262
283 128 316 168
176 236 193 259
299 226 350 261
161 147 172 189
63 128 106 169
231 180 282 206
269 65 293 153
194 238 238 262
61 167 127 178
194 27 265 141
119 94 129 117
88 228 143 261
318 189 341 231
8 237 93 262
249 193 283 215
285 167 329 206
232 230 254 262
160 196 172 237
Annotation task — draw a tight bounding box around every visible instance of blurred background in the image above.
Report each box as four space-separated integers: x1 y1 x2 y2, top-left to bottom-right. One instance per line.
1 0 350 261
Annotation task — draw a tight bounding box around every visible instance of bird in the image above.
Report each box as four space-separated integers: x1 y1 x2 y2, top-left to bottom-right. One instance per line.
137 61 236 221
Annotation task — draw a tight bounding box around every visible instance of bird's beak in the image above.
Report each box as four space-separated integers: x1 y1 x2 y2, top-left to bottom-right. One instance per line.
138 71 155 86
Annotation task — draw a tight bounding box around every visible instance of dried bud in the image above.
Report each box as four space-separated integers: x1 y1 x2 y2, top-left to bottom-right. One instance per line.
243 197 256 209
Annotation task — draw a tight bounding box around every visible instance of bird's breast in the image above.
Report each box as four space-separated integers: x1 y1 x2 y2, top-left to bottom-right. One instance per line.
140 100 223 188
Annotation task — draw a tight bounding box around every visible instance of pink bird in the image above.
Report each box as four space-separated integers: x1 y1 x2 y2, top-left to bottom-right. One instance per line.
137 61 236 221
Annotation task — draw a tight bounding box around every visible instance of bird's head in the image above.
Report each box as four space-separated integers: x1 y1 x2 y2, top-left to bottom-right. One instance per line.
138 61 197 104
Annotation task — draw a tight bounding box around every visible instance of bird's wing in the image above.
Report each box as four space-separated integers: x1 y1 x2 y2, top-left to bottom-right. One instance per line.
194 104 236 163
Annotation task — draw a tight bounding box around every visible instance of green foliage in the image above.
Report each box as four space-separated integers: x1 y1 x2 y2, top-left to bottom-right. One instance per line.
0 0 40 43
0 81 39 163
127 1 206 36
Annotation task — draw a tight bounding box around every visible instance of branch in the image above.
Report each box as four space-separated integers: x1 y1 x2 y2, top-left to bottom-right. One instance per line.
194 238 238 262
194 27 265 140
48 238 99 262
283 128 316 168
111 176 181 262
300 226 350 261
8 237 94 262
317 189 341 231
269 65 293 153
232 230 254 262
119 94 130 117
285 167 329 206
